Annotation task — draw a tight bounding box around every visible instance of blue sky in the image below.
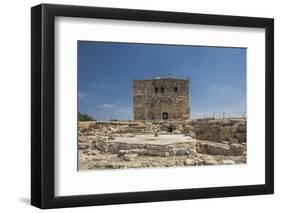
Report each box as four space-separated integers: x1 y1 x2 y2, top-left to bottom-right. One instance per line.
78 41 246 120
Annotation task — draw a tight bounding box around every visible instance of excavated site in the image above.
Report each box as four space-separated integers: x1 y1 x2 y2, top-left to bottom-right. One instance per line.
78 118 247 170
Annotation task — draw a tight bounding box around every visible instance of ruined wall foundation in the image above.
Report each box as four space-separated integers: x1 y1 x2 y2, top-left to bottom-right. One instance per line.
79 118 247 170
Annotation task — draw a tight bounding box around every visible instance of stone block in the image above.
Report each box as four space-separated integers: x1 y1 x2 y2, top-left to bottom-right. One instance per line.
222 160 235 165
230 138 240 144
122 154 138 161
239 123 246 132
184 159 196 166
229 144 245 156
196 141 229 156
203 159 218 165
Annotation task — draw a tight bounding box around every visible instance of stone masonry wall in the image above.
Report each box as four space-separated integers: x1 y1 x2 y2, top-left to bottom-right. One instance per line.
194 119 246 143
133 78 190 120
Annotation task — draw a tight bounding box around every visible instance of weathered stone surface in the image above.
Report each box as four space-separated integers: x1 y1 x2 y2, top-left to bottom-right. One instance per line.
133 78 190 120
122 154 138 161
203 159 218 165
230 138 240 144
229 144 245 156
194 119 246 143
201 155 218 165
239 123 246 132
78 143 90 150
193 157 204 165
196 141 229 156
118 149 147 156
184 159 196 166
79 118 246 144
158 152 170 157
195 122 222 142
196 141 245 156
169 148 189 156
78 118 247 170
222 160 235 165
146 149 159 156
231 126 239 133
207 144 229 155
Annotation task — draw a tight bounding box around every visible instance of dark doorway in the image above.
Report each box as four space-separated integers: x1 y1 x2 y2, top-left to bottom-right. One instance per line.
162 112 168 120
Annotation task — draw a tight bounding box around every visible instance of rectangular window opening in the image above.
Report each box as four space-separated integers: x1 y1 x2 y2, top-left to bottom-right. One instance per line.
155 87 158 93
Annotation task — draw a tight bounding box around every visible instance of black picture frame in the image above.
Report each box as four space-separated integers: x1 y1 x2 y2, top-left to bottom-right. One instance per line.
31 3 274 209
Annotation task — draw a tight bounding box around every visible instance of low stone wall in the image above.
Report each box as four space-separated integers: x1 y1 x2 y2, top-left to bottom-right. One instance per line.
81 140 194 158
79 120 196 136
194 119 246 143
196 141 246 156
79 118 246 144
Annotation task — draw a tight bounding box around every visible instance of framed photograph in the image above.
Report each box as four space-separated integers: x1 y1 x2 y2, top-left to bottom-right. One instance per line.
31 4 274 209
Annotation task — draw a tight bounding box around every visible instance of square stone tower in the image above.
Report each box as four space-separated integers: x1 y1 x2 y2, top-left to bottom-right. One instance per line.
133 77 190 120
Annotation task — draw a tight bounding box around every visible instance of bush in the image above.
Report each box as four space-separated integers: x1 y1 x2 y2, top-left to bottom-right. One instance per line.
78 112 95 121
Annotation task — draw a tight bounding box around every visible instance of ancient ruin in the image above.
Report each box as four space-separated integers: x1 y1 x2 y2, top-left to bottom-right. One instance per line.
78 77 246 170
79 118 246 170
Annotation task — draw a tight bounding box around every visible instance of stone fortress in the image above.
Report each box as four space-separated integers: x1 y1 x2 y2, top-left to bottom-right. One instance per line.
133 77 190 120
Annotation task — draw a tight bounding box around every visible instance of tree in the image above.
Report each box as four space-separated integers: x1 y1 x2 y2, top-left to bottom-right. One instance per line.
78 112 95 121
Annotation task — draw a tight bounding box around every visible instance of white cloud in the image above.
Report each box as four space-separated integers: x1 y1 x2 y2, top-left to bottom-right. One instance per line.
117 108 132 113
97 104 115 109
209 84 243 96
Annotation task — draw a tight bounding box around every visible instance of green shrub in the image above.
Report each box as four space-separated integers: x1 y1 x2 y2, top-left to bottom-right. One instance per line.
78 112 95 121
